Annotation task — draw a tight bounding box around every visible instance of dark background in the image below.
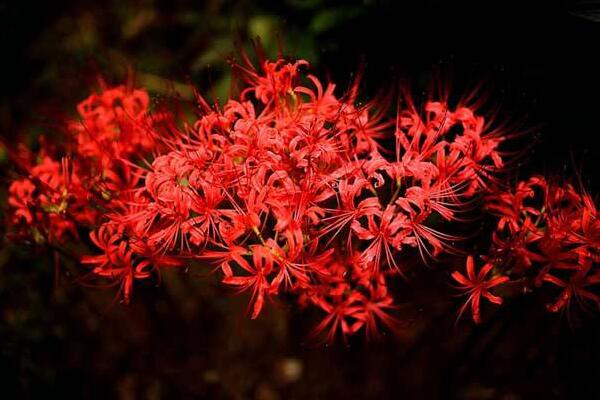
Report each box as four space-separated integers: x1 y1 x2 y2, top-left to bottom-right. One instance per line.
2 0 600 398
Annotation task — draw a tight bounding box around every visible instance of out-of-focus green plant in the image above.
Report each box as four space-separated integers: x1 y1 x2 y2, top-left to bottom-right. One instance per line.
12 1 371 109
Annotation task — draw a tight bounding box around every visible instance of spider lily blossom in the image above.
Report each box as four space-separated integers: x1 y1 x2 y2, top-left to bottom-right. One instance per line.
456 176 600 323
5 52 516 341
452 256 509 324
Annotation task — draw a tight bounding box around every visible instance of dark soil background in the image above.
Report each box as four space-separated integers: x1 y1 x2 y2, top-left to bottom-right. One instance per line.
1 0 600 399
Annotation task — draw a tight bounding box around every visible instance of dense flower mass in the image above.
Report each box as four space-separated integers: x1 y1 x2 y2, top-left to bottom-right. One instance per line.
452 176 600 323
8 53 595 340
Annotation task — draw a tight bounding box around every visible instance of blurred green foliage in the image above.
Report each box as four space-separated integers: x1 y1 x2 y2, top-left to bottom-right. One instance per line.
2 0 370 117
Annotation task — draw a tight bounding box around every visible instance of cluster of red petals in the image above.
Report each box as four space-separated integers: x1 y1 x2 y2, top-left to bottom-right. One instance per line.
7 85 158 243
452 176 600 323
7 84 173 299
451 256 509 324
7 56 510 340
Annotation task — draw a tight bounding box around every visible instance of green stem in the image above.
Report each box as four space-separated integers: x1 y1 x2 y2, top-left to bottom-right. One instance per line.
388 180 402 206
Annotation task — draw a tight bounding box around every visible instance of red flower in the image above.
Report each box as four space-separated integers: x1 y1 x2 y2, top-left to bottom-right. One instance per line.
72 85 154 165
352 205 406 273
452 256 509 324
221 244 273 319
8 179 36 224
81 225 139 303
236 58 308 105
309 292 364 344
542 260 600 313
354 278 402 340
5 53 517 341
81 225 183 303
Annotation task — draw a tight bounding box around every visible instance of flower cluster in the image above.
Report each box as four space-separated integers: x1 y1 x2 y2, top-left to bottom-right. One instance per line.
6 55 511 340
7 85 158 244
452 176 600 323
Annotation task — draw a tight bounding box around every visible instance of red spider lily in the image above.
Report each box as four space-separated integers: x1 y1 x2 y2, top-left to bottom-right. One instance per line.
235 56 308 106
264 238 310 292
80 226 142 304
309 294 364 344
354 281 403 340
10 51 600 338
197 243 251 275
8 179 36 224
485 176 546 234
221 244 274 319
305 251 402 343
5 51 516 340
352 205 406 273
575 191 600 253
452 256 509 324
81 225 184 303
319 178 379 243
474 175 600 321
72 85 154 166
542 259 600 313
295 74 339 117
7 157 81 243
